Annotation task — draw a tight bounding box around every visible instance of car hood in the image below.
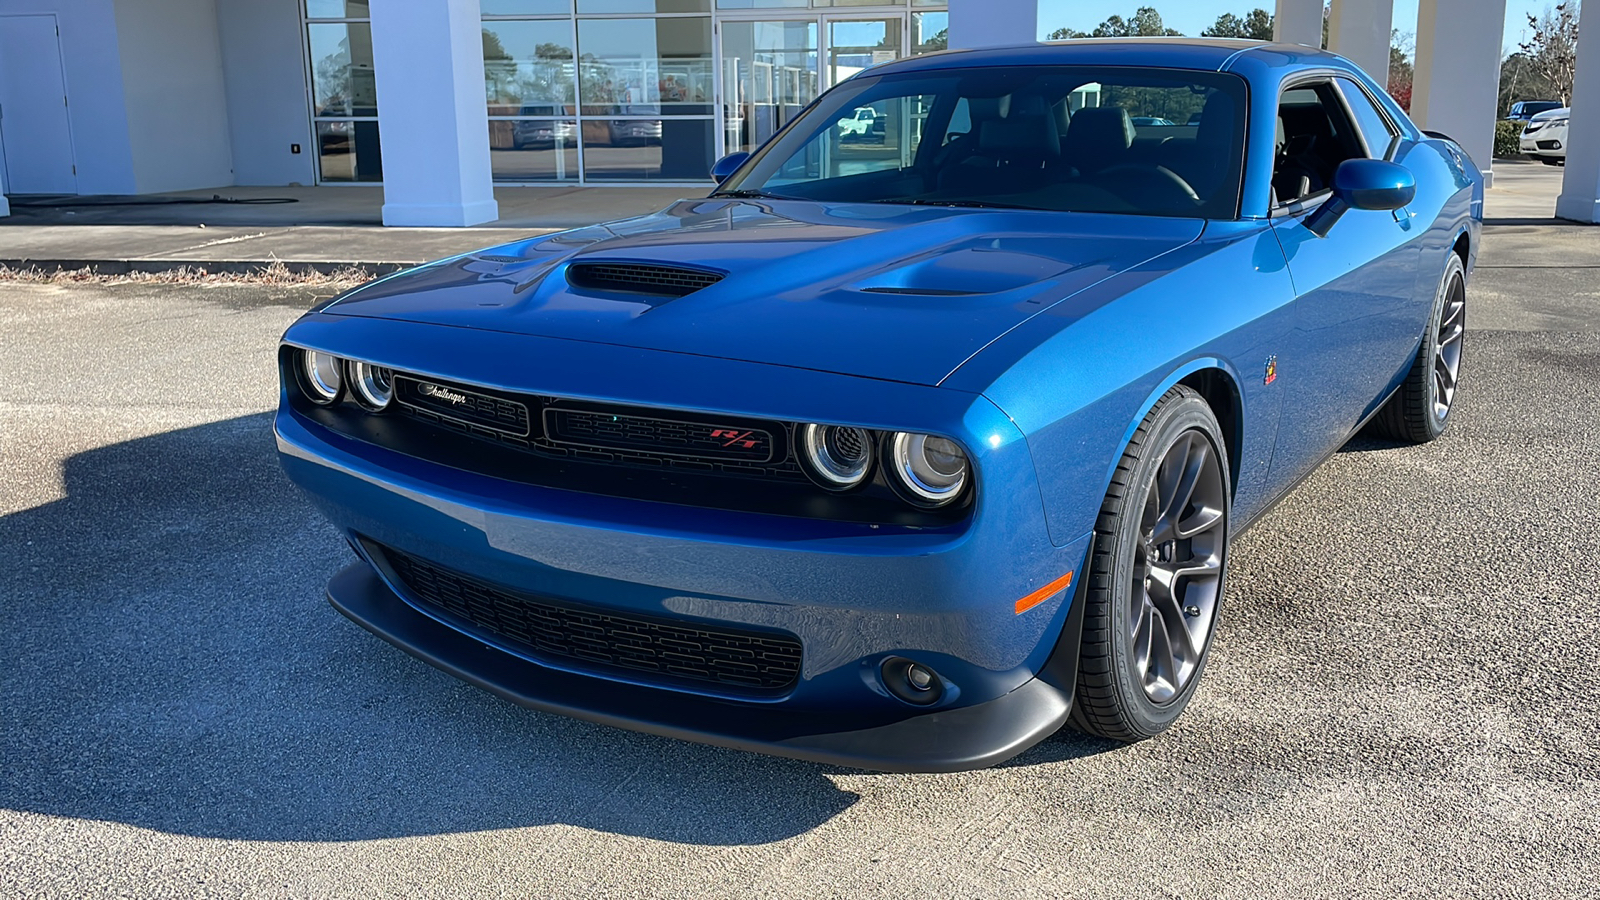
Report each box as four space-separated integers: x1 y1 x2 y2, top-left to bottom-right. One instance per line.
323 198 1204 386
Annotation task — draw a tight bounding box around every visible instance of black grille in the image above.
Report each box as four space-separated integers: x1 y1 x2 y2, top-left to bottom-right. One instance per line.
567 262 723 297
395 376 530 436
1537 139 1561 150
382 547 803 693
546 407 775 463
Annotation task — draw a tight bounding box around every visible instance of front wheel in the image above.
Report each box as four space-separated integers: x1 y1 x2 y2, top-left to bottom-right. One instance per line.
1071 386 1231 742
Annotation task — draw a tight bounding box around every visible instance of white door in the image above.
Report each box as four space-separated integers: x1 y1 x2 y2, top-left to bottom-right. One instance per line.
0 15 77 194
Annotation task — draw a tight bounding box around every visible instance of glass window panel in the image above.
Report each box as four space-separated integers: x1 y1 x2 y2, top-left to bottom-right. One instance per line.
483 21 577 114
306 0 369 19
481 0 571 14
576 19 713 116
581 118 714 180
720 20 819 155
826 19 899 88
717 0 808 8
767 93 927 184
1338 78 1398 158
308 23 377 116
911 12 947 54
490 120 580 181
579 0 708 12
813 0 902 7
316 120 383 182
912 0 944 7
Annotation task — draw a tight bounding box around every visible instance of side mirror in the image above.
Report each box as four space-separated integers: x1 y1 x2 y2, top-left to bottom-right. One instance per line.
1305 159 1417 238
710 151 750 184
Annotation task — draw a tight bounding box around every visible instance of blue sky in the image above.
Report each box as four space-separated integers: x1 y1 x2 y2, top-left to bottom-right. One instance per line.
1036 0 1560 53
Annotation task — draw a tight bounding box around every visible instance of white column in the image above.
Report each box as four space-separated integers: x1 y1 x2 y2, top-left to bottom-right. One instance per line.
948 0 1037 49
1274 0 1324 48
1410 0 1506 186
1556 2 1600 222
369 0 498 227
1327 0 1395 82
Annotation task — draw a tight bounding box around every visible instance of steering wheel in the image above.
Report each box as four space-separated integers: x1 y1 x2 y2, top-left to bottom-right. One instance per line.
1096 163 1203 209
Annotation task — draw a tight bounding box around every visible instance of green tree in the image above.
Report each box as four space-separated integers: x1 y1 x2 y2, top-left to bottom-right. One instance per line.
1048 27 1090 40
1498 50 1556 114
1202 9 1274 41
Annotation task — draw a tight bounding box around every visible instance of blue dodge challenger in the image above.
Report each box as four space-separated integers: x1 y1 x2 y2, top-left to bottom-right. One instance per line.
276 39 1480 772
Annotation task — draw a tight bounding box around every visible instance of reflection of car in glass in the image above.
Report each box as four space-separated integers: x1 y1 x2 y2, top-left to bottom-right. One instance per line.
607 107 663 147
1505 100 1562 122
1130 116 1176 126
1518 106 1569 165
278 40 1482 773
836 106 880 135
511 106 574 148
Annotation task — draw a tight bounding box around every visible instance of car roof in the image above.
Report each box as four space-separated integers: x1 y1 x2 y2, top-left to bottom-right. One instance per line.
868 37 1350 77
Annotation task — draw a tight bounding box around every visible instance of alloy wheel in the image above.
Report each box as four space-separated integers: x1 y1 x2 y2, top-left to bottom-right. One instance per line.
1433 272 1466 420
1130 431 1227 704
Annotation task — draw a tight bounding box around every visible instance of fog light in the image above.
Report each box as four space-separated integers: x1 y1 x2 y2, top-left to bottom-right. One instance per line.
881 656 944 705
299 349 343 404
348 360 394 410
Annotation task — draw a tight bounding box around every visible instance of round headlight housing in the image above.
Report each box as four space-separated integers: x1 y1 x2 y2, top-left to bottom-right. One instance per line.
798 423 874 490
887 432 969 506
347 360 395 410
299 349 344 404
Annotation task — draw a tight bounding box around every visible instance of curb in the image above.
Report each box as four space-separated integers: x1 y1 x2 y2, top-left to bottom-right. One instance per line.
0 258 417 276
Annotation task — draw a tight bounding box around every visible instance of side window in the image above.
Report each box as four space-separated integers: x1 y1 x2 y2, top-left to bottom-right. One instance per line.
1272 82 1366 206
1337 78 1398 159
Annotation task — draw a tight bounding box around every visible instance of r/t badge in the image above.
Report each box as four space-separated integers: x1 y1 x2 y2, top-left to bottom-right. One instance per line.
1264 355 1278 386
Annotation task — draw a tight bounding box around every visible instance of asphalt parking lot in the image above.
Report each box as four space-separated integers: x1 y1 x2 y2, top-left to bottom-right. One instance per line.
2 228 1597 899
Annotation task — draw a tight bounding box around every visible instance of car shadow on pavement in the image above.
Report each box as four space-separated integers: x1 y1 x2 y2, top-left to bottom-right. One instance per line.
0 414 868 845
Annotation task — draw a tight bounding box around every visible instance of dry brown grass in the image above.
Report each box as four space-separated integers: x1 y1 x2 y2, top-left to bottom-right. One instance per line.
0 259 377 286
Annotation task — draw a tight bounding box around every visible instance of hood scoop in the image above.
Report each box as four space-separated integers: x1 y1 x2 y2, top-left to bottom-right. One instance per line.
567 261 724 298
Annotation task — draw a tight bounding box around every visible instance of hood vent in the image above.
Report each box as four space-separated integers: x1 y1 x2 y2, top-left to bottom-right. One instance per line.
567 262 724 297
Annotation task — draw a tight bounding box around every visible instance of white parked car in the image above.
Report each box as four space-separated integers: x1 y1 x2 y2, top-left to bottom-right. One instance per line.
1520 107 1570 166
836 107 880 136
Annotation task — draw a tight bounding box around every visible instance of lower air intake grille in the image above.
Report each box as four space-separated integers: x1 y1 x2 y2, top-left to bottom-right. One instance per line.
567 262 723 297
382 547 803 694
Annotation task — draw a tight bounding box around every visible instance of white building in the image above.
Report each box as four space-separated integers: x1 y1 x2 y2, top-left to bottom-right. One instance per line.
0 0 1594 224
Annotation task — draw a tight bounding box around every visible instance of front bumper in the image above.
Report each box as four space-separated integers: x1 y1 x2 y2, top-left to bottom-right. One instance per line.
275 322 1092 771
328 558 1084 772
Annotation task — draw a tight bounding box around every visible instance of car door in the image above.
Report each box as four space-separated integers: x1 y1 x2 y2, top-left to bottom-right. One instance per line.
1268 78 1424 486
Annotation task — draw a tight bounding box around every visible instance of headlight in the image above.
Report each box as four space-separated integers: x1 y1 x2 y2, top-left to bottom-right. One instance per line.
887 432 969 505
347 360 395 410
798 423 874 490
299 349 344 404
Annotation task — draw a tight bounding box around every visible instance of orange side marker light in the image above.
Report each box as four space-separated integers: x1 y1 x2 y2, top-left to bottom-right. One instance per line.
1015 570 1073 615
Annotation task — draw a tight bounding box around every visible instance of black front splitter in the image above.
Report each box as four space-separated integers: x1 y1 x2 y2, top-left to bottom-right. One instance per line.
326 561 1085 773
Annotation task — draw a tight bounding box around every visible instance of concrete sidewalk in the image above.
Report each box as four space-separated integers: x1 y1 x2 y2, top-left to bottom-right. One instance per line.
0 185 695 274
0 165 1585 274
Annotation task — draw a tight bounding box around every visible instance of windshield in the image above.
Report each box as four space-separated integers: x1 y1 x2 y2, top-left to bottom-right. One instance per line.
716 66 1248 218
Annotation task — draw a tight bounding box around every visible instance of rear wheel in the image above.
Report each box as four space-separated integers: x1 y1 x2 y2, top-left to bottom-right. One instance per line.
1071 386 1230 741
1370 253 1466 443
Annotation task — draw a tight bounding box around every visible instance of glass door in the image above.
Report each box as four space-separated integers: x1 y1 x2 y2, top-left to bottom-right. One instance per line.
720 20 820 157
822 17 900 89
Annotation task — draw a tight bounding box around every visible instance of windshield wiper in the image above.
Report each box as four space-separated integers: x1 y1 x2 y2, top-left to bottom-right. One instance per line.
711 189 794 200
878 198 1040 210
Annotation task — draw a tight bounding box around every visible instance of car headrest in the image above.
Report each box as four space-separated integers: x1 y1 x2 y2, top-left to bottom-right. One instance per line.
1063 106 1134 169
1196 91 1235 149
977 94 1061 159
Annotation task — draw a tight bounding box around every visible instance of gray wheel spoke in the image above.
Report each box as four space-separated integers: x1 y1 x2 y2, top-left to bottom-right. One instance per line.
1125 423 1228 706
1174 504 1225 540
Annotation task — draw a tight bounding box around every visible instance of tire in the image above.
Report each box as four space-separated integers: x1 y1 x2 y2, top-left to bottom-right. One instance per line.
1071 386 1231 742
1369 252 1466 443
